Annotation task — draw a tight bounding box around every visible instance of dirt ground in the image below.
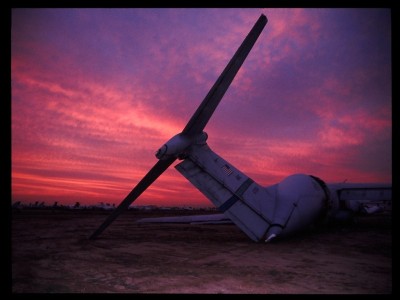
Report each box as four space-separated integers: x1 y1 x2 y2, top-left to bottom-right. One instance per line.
11 209 392 294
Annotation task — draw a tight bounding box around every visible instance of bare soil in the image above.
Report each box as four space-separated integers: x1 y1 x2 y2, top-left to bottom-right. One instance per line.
11 209 392 294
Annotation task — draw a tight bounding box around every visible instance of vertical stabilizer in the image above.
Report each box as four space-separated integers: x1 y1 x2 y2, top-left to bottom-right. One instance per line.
176 144 276 241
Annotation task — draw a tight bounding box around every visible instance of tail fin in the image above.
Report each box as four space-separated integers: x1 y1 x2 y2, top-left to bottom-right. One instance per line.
175 143 276 242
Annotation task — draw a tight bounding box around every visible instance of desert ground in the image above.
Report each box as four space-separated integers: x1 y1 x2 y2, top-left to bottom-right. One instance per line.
11 208 391 294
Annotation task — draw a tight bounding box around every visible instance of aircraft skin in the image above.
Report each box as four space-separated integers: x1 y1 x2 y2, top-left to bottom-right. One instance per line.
90 14 391 242
151 141 392 242
136 178 391 242
174 142 327 242
325 183 391 217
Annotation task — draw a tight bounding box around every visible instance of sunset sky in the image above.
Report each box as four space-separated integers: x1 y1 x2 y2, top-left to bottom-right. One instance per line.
11 8 392 207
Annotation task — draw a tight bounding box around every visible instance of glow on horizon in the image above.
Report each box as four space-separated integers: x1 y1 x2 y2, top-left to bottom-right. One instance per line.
12 8 392 206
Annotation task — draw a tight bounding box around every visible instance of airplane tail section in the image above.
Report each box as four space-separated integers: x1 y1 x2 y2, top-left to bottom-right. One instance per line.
89 14 268 239
175 143 276 242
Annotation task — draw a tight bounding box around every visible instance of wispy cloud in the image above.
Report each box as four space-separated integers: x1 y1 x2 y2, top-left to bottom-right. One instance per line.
12 8 391 206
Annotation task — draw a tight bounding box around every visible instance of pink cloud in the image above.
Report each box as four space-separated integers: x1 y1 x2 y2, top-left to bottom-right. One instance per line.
11 9 391 207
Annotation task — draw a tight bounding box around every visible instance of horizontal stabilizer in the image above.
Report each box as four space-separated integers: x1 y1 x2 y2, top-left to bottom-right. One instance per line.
136 213 231 224
182 14 267 136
